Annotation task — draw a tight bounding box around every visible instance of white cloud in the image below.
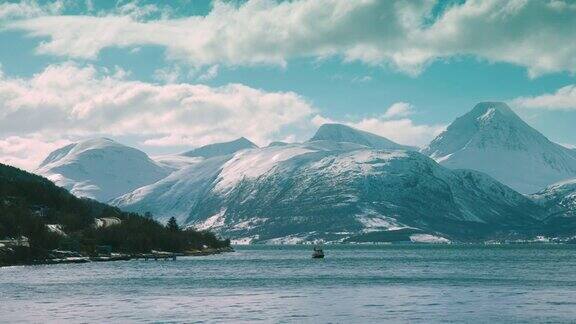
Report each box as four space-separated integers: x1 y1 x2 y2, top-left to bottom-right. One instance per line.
351 118 445 147
0 0 63 22
0 62 315 168
0 135 70 171
114 0 173 21
351 75 372 83
153 65 182 83
511 85 576 110
6 0 576 76
383 102 414 119
0 64 446 169
198 65 219 82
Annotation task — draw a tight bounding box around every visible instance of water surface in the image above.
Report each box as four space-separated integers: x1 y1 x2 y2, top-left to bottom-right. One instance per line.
2 244 576 323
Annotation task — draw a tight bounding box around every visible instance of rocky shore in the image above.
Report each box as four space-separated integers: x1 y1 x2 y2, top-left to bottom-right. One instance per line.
0 246 235 267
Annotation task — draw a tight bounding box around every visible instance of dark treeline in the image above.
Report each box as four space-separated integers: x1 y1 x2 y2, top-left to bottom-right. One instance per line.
0 163 229 266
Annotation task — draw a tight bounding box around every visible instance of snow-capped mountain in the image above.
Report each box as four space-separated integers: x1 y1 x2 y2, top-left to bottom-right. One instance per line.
530 179 576 237
532 178 576 218
113 141 542 243
310 123 416 150
422 102 576 194
182 137 257 158
36 138 168 202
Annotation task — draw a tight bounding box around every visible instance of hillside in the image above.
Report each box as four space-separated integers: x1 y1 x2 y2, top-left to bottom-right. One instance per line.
0 163 229 266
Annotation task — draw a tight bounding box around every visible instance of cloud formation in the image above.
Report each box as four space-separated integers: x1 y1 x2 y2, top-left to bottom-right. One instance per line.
0 63 443 170
312 103 445 147
7 0 576 76
0 135 70 171
0 62 315 168
0 0 63 21
383 102 414 119
512 85 576 110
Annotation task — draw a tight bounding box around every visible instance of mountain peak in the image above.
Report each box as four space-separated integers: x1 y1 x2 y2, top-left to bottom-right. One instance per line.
38 138 123 169
36 138 168 201
182 137 258 158
309 123 415 150
423 102 576 193
233 137 254 145
471 102 515 116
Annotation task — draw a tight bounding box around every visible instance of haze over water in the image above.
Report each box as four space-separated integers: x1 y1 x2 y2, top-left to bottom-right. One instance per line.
2 245 576 323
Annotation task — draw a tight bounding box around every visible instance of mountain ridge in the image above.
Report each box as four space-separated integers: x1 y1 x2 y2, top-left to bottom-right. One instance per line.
182 137 257 159
310 123 416 151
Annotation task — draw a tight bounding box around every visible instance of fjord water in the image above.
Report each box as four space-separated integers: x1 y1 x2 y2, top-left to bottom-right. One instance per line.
2 245 576 323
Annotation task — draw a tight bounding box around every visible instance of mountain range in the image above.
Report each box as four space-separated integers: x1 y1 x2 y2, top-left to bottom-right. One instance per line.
34 102 576 243
112 141 543 243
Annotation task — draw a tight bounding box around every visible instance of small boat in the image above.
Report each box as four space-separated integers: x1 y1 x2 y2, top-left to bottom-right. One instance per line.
312 246 324 259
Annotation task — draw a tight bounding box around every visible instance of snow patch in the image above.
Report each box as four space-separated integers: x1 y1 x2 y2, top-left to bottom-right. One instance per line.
264 235 309 245
152 154 203 172
356 211 406 232
46 224 67 236
409 234 450 244
195 209 226 231
478 108 496 122
232 217 268 230
231 235 259 245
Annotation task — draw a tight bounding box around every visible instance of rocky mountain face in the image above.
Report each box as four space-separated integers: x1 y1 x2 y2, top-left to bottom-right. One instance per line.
422 102 576 194
36 138 168 202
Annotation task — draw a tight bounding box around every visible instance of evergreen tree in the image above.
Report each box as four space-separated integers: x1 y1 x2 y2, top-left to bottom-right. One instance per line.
166 216 180 232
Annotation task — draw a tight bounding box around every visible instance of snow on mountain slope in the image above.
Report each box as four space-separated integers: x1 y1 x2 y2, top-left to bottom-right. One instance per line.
182 137 257 159
267 141 289 147
113 141 543 243
532 178 576 218
422 102 576 194
151 137 259 173
529 178 576 237
151 154 204 172
309 123 416 150
36 138 168 202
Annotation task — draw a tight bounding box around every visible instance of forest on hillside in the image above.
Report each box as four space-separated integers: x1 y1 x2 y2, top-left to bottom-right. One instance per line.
0 163 230 266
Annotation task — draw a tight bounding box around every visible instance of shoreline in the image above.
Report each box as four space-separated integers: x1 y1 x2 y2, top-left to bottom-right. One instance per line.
0 246 235 268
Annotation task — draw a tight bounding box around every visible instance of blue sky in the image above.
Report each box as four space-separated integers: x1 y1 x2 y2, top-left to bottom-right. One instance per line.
0 0 575 169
